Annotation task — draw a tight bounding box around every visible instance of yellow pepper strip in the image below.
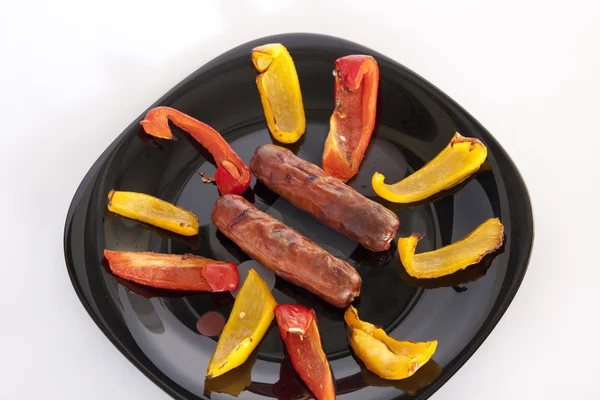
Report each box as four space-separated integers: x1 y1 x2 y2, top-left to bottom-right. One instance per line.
251 43 306 144
372 132 487 203
107 190 199 236
399 218 504 279
345 306 437 380
206 269 277 378
204 348 258 397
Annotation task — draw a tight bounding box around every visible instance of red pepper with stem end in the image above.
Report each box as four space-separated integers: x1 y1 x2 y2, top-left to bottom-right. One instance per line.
322 55 379 182
274 304 335 400
104 250 239 291
140 107 251 195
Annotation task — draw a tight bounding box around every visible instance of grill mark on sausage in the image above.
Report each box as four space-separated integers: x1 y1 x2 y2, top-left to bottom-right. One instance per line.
229 208 250 229
212 195 361 308
250 144 399 251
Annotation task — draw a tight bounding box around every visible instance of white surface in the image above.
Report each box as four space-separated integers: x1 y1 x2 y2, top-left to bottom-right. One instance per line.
1 0 599 399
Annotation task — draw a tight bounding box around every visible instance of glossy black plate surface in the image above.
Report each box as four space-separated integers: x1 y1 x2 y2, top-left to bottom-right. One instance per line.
64 33 533 399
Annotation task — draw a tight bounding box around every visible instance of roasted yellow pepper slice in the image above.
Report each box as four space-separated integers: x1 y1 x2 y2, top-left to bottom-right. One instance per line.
107 190 199 236
251 43 305 144
345 306 437 380
372 132 487 203
399 218 504 279
206 269 277 378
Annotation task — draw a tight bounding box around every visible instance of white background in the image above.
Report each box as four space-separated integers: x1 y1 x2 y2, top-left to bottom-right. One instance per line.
1 0 599 399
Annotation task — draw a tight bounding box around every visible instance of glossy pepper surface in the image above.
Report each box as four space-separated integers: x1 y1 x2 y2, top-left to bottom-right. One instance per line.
372 132 487 203
323 55 379 182
251 43 306 144
399 218 504 279
103 250 238 291
207 269 277 378
345 305 437 380
107 189 199 236
140 106 251 195
275 304 335 400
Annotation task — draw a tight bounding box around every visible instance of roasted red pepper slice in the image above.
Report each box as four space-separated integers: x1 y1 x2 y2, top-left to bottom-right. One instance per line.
140 107 251 195
322 55 379 182
274 305 335 400
104 250 238 291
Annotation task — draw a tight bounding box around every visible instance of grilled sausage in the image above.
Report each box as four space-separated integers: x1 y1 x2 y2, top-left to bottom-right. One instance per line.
250 144 400 251
212 194 361 308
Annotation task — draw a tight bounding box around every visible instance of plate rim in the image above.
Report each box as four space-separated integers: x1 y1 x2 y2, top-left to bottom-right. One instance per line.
63 32 534 400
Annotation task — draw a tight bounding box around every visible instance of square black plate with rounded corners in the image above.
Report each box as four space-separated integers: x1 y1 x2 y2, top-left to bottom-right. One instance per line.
64 33 533 399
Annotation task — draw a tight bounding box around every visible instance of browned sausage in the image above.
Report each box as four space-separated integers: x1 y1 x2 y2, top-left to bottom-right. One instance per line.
250 144 400 251
211 194 361 308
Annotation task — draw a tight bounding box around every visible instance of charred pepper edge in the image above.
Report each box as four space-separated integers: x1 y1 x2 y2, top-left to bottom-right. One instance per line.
106 189 200 236
345 306 438 380
400 218 505 279
371 132 488 203
323 55 379 182
206 269 277 379
275 305 335 400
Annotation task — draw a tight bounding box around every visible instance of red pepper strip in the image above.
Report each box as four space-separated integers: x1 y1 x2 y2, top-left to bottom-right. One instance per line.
140 107 251 195
274 305 335 400
322 55 379 182
104 250 239 291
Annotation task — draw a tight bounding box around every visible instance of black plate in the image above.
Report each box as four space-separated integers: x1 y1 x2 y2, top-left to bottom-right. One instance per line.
64 33 533 399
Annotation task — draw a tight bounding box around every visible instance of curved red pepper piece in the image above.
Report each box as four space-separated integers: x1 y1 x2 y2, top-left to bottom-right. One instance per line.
274 305 335 400
104 250 239 291
140 107 251 195
322 55 379 182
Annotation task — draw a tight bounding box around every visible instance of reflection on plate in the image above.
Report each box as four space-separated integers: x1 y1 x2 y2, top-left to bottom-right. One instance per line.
204 348 259 397
273 353 312 400
360 359 443 396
